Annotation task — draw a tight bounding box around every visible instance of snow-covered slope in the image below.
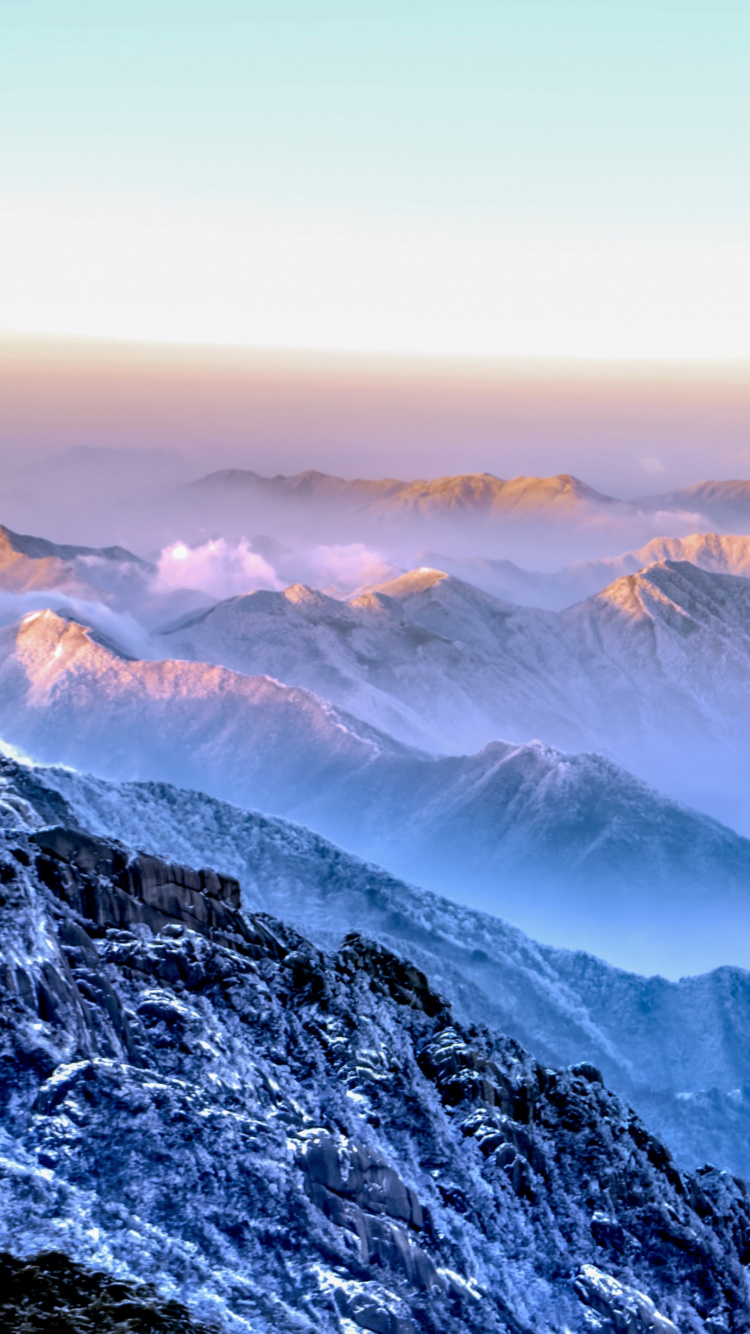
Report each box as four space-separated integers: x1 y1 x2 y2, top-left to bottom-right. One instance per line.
161 557 750 830
3 800 748 1333
425 532 750 609
0 607 409 809
159 571 574 753
6 752 750 1183
5 609 750 973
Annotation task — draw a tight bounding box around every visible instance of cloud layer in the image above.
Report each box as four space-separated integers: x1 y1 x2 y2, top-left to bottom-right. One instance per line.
155 539 282 600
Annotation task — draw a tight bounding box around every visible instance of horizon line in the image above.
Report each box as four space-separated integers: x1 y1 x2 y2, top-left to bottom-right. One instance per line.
3 332 750 379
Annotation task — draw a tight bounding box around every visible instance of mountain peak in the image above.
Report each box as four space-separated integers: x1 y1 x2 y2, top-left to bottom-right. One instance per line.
360 567 450 601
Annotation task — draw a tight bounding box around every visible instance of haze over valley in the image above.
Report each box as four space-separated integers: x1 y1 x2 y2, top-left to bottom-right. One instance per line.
3 470 750 973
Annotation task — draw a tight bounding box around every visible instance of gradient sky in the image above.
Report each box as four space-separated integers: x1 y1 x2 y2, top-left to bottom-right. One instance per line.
2 339 750 496
1 1 749 357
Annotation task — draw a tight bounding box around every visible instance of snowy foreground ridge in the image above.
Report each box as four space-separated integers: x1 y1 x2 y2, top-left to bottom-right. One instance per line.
0 770 749 1330
9 754 750 1183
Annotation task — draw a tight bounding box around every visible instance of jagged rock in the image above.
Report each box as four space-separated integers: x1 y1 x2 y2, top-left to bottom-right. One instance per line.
575 1264 681 1333
0 820 749 1332
338 933 449 1018
0 1249 218 1332
298 1129 425 1230
30 825 277 961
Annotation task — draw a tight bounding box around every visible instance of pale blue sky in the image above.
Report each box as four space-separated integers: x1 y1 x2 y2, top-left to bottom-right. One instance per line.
1 1 748 355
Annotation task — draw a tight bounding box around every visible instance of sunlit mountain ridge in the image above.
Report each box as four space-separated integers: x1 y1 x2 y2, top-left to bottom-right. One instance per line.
160 558 750 832
3 605 750 974
426 531 750 608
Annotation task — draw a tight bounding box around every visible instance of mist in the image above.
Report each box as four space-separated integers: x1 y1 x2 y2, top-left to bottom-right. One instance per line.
3 339 750 484
3 338 750 981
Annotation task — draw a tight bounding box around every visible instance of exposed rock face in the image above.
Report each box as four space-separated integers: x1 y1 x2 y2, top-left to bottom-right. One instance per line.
14 755 750 1182
0 819 748 1332
0 1249 217 1333
30 824 269 958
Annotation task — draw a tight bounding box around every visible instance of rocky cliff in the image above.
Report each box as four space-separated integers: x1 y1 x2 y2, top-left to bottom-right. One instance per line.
0 813 748 1331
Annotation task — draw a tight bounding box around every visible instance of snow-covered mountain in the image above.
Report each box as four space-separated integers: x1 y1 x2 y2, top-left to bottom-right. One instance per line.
12 750 750 1173
1 761 750 1334
161 557 750 830
2 610 750 976
0 522 151 599
159 570 573 753
0 606 409 812
425 531 750 609
638 480 750 529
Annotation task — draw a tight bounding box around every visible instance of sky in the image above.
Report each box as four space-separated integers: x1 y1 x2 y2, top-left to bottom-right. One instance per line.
1 0 749 359
2 339 750 496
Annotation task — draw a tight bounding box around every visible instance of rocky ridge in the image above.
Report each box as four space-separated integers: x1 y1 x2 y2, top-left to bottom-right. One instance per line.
7 753 750 1180
0 785 748 1331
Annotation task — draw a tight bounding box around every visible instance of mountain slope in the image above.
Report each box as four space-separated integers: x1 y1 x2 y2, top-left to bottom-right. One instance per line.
4 608 750 973
159 571 573 753
0 522 151 599
1 792 749 1332
159 558 750 826
11 753 749 1093
0 607 407 810
425 531 750 609
639 480 750 528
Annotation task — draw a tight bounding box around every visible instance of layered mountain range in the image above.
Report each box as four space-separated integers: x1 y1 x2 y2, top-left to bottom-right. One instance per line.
6 751 750 1180
0 521 214 631
158 557 750 832
1 766 749 1333
427 532 750 610
2 465 750 1327
2 604 750 972
203 557 750 812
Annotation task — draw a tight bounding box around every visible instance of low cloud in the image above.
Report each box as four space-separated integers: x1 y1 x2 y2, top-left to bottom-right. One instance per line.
0 590 155 660
646 509 710 535
306 543 399 592
155 538 282 599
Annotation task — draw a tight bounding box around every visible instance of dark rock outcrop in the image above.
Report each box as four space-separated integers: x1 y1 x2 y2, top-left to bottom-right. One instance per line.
31 824 281 961
0 819 748 1332
0 1249 217 1333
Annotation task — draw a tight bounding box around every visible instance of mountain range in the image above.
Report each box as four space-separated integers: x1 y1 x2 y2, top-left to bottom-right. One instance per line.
6 750 750 1183
2 606 750 974
4 776 749 1332
159 556 750 831
426 531 750 610
2 468 750 1328
168 468 750 564
183 468 750 530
